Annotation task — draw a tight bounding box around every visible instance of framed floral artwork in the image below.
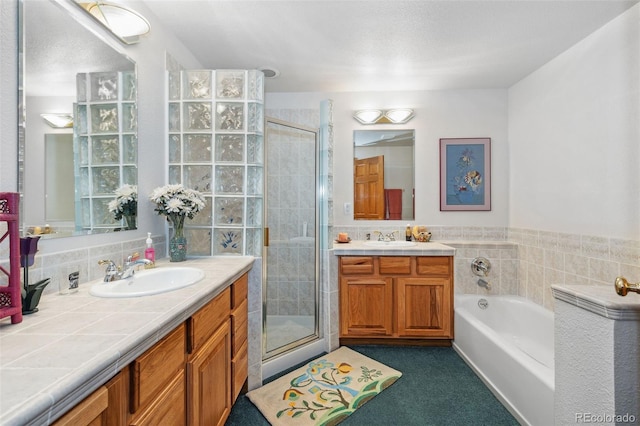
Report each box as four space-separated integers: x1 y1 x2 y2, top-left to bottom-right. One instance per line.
440 138 491 211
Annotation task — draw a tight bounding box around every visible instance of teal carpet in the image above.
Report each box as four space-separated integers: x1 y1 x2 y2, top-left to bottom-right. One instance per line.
226 345 518 425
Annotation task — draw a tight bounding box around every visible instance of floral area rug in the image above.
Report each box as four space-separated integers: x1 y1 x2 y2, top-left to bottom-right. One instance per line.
246 346 402 425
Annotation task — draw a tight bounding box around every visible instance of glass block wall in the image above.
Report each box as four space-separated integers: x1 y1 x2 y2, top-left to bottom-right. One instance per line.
167 70 264 256
74 71 138 232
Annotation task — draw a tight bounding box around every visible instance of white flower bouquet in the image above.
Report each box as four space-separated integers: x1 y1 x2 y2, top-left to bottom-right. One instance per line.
149 184 206 237
108 184 137 227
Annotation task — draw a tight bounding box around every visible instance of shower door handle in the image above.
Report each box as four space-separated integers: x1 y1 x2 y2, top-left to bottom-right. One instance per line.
264 227 269 247
615 276 640 296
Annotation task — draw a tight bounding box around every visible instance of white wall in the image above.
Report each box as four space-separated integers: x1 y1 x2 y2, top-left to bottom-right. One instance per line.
267 89 509 228
508 4 640 240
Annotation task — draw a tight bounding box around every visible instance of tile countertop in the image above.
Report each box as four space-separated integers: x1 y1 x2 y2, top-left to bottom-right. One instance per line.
331 240 456 256
0 256 254 426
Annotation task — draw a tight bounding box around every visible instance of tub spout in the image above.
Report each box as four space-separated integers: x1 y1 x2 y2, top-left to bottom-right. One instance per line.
478 278 491 290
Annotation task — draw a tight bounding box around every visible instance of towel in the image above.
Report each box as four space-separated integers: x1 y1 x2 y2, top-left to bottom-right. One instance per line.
385 189 402 220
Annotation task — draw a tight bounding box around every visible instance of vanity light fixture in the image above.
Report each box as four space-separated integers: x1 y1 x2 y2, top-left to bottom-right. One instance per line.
41 113 74 129
353 108 414 125
77 2 150 44
353 109 384 124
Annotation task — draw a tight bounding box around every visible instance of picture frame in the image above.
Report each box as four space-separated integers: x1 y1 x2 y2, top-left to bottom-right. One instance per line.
440 137 491 211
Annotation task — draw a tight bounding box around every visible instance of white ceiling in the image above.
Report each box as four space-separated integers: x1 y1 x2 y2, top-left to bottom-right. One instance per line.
138 0 639 93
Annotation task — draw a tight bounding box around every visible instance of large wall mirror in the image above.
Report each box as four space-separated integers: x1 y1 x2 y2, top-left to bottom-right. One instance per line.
353 130 415 220
19 0 137 238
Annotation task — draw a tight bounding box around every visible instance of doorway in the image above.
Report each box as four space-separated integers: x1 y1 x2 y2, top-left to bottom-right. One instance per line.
263 118 319 360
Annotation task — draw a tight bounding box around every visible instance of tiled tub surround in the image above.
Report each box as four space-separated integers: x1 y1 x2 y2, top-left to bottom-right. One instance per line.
331 225 640 312
509 228 640 311
0 256 254 426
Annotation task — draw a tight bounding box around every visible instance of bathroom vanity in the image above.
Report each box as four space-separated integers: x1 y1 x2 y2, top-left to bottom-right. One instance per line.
333 241 455 345
0 257 253 426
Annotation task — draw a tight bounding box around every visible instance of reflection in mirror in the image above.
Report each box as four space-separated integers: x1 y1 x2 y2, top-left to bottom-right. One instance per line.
353 130 414 220
20 0 137 238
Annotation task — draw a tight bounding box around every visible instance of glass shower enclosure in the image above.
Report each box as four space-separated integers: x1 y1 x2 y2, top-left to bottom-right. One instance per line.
263 118 319 360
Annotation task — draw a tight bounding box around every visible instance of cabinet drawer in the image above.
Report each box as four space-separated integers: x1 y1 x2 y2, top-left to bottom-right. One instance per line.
232 273 248 309
231 298 248 356
340 257 374 275
130 369 186 426
379 256 411 274
189 287 231 353
232 340 248 403
53 386 108 426
131 324 185 413
416 256 452 276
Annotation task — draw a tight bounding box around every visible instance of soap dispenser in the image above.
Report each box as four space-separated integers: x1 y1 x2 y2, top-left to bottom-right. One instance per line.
144 233 156 264
406 224 412 241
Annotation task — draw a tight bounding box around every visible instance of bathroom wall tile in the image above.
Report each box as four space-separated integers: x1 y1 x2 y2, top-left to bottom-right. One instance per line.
299 299 315 316
564 253 590 277
278 282 297 301
620 262 640 282
500 247 518 260
527 266 544 305
588 258 619 285
610 238 640 265
581 235 610 260
507 228 524 244
557 232 581 253
476 248 501 261
483 227 507 240
278 299 297 316
454 247 479 259
439 226 464 240
544 249 564 271
499 259 519 294
463 226 484 240
298 281 315 301
521 229 540 247
526 246 544 265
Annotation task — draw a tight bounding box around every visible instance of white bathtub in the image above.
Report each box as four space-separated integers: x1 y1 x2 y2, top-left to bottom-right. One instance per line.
453 295 554 426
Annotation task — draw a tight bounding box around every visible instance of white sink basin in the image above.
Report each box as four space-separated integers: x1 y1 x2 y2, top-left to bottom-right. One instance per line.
363 241 416 247
89 267 205 298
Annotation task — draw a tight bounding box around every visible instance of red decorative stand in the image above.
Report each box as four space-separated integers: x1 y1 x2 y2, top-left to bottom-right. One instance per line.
0 192 22 324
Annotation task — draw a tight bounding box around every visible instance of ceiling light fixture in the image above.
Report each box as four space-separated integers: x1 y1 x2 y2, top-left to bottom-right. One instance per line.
353 108 415 125
78 2 150 44
258 67 280 78
41 113 74 129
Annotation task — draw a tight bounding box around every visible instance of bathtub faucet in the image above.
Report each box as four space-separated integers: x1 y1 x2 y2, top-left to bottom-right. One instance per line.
471 257 491 277
477 278 491 290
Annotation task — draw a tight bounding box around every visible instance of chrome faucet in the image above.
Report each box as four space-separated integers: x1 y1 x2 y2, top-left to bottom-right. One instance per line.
98 253 152 282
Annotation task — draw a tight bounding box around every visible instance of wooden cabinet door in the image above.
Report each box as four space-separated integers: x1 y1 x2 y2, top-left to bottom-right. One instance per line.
187 319 232 426
396 277 452 338
340 276 393 336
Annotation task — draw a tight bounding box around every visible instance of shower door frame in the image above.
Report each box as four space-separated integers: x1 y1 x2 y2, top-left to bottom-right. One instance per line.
262 117 320 361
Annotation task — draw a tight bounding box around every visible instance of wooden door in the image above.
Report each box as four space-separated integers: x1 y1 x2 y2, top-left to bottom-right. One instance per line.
340 276 393 336
396 277 452 338
187 319 232 426
354 155 385 219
